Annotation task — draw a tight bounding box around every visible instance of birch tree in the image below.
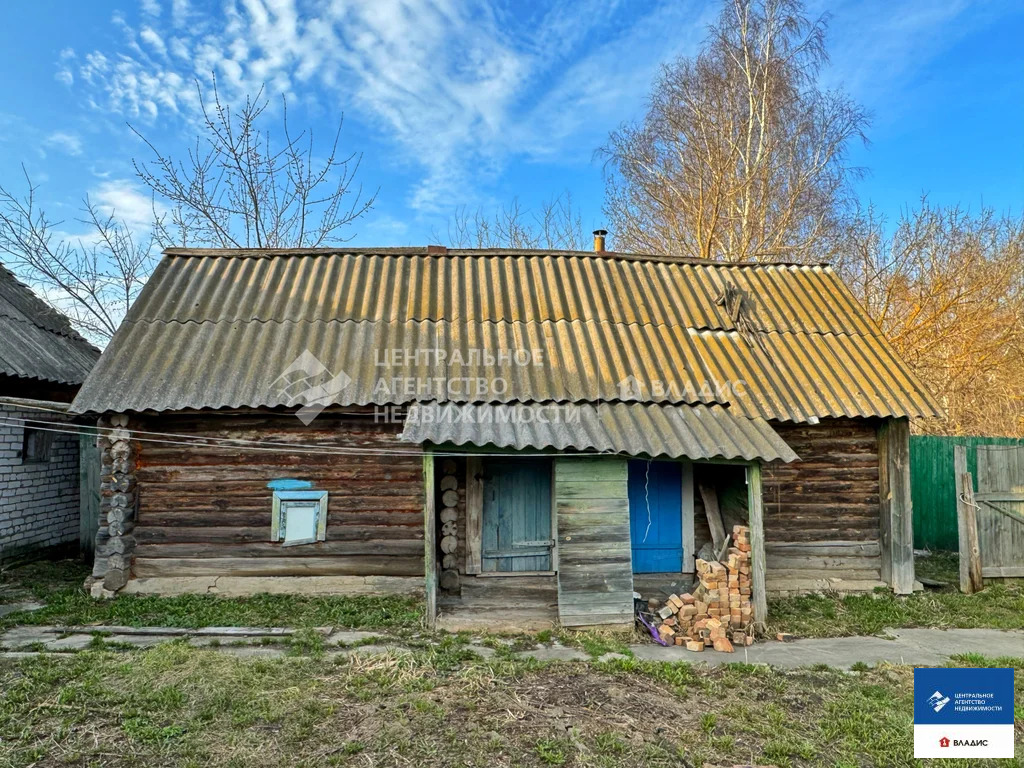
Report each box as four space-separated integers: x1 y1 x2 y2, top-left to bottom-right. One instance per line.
602 0 867 262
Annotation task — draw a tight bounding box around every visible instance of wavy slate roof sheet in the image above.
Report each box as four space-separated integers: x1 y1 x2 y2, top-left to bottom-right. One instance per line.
71 247 942 424
0 265 99 385
399 402 799 462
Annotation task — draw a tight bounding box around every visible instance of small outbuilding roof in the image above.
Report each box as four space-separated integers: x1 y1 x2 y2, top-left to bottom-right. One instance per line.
0 264 100 385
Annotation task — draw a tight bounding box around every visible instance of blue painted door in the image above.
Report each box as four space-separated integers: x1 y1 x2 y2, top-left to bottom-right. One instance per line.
482 458 552 572
628 460 683 573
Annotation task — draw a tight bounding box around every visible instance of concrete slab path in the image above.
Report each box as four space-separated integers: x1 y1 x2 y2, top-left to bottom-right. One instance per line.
628 628 1024 669
2 625 1021 669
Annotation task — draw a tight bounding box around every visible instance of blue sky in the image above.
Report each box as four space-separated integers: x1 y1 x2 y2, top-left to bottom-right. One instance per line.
0 0 1021 249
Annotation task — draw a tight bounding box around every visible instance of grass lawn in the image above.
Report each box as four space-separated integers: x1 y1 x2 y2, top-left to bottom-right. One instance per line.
769 551 1024 638
6 554 1023 642
0 560 422 633
1 643 1021 767
2 555 1023 766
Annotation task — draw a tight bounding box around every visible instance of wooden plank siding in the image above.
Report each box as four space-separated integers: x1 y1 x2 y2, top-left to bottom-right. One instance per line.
555 457 634 627
761 418 885 592
131 412 425 587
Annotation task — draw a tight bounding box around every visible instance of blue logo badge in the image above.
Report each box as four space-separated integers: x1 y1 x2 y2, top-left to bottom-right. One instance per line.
913 667 1015 759
914 668 1014 725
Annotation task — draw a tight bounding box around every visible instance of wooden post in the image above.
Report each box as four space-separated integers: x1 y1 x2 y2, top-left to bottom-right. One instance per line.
78 430 100 557
746 461 767 626
954 446 970 592
878 418 915 595
681 461 695 575
956 469 984 594
423 452 437 629
465 456 483 574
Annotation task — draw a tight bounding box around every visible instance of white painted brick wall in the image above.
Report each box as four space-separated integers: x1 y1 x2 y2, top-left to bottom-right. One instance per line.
0 405 80 560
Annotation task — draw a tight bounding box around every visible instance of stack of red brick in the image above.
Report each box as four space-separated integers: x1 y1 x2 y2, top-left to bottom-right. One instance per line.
654 525 754 653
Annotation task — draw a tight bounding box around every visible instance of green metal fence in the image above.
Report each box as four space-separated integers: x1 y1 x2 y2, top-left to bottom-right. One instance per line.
910 434 1024 551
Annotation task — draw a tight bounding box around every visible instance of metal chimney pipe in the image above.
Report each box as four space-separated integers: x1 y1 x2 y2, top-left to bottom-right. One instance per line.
593 229 608 253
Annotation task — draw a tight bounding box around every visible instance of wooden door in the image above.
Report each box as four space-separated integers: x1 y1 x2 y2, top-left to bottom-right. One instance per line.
555 457 633 626
482 458 552 572
628 460 683 573
973 445 1024 578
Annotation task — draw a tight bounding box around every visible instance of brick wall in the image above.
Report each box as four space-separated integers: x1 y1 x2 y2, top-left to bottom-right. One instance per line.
0 404 81 562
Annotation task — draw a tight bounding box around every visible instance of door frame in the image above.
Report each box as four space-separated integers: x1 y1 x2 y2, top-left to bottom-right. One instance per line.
681 460 695 574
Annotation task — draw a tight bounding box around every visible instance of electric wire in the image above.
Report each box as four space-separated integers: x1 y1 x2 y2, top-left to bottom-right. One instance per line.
0 410 615 459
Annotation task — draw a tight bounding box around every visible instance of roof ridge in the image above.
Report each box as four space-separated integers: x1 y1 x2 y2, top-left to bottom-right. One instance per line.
116 315 878 338
0 263 98 347
161 246 828 269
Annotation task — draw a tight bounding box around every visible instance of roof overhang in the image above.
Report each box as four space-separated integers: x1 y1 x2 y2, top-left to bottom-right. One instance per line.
398 401 798 463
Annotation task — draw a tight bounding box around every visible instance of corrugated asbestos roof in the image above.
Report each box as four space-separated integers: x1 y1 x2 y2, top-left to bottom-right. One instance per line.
72 248 942 424
0 265 100 385
399 401 799 462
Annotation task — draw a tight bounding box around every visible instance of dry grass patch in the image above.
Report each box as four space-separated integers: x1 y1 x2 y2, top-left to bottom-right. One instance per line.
3 643 1021 767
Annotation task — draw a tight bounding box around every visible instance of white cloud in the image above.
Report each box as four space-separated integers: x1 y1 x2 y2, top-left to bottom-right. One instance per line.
90 179 160 237
44 131 84 156
141 0 161 16
171 0 191 28
140 26 167 57
55 47 76 86
54 0 718 212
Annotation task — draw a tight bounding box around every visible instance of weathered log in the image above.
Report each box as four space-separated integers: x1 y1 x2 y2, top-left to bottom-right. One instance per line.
439 507 457 524
440 535 458 554
103 568 130 591
439 475 458 492
133 555 424 578
439 570 460 591
441 489 459 508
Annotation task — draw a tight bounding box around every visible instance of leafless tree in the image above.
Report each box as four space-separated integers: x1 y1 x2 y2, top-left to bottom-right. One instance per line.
602 0 868 262
0 80 376 344
439 192 586 250
841 201 1024 436
0 168 154 343
133 78 377 248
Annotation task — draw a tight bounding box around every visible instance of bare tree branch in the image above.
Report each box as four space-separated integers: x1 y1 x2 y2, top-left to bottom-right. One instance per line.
0 167 154 343
437 192 587 251
133 77 378 249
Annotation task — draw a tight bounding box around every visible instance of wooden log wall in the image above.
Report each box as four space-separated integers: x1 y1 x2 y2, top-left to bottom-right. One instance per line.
761 418 884 591
437 457 462 592
130 411 425 582
91 413 140 594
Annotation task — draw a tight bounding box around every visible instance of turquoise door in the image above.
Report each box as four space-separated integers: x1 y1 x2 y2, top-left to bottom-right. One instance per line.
628 460 683 573
482 458 552 572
